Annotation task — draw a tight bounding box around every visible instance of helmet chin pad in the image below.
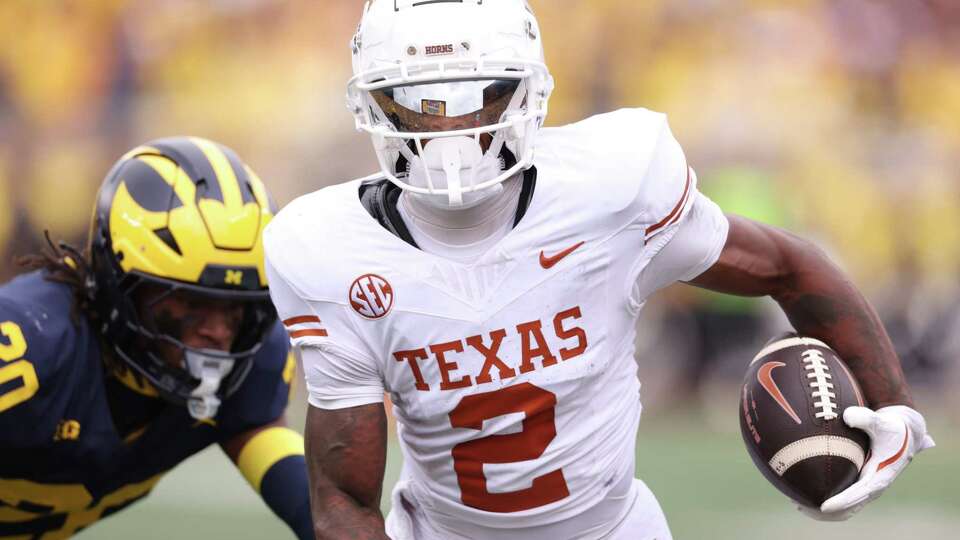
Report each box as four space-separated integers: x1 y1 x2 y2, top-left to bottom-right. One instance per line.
407 136 504 209
184 348 235 419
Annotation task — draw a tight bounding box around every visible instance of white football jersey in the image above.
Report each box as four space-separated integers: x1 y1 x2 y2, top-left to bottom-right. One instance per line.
265 108 729 537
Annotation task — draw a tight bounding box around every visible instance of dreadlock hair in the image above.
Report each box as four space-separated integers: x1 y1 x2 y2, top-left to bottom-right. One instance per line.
16 231 96 327
17 233 155 395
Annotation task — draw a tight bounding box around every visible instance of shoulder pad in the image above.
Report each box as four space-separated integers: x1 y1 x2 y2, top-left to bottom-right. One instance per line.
533 108 690 230
265 179 404 304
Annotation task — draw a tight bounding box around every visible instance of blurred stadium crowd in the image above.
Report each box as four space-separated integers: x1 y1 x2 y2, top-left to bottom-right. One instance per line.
1 0 958 410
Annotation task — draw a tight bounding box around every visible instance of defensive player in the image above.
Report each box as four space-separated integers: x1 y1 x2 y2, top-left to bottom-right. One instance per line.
0 137 312 539
265 1 934 538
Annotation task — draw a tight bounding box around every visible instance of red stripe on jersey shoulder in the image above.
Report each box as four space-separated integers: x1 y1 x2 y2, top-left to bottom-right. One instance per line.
289 328 329 339
283 315 321 327
645 167 692 239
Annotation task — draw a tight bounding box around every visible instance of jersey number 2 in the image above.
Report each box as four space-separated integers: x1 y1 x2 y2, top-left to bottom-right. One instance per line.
0 321 39 412
449 382 569 513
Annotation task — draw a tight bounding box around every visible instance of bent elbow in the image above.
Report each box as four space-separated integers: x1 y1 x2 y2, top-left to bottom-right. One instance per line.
770 232 841 301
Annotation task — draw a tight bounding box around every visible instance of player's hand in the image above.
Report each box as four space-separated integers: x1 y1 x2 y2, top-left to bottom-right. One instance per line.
798 405 935 522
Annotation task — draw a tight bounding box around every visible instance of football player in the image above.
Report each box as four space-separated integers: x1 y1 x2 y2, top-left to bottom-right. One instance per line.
265 1 935 539
0 137 312 539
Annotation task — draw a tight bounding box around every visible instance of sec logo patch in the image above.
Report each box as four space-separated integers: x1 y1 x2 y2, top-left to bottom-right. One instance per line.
349 274 394 319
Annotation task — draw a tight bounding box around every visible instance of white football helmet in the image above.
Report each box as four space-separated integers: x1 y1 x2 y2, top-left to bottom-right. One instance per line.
347 0 554 208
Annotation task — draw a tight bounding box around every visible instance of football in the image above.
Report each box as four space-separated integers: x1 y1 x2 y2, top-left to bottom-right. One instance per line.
739 333 870 509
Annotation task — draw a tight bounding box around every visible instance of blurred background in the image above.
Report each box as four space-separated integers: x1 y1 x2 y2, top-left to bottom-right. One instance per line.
1 0 957 538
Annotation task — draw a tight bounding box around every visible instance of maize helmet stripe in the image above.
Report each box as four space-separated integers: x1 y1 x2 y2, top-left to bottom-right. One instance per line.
110 182 180 276
221 145 258 206
184 137 263 251
151 138 224 203
191 137 245 210
120 145 162 161
169 164 199 217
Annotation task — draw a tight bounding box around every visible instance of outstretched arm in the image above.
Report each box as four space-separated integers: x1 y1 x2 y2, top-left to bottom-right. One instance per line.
688 214 912 408
305 403 389 540
222 416 313 540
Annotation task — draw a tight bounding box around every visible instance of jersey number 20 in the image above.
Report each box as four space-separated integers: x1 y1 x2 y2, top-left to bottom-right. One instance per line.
0 321 39 412
449 383 569 513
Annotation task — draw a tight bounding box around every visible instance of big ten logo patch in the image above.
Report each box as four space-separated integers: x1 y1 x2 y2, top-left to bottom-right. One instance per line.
54 419 81 441
349 274 394 319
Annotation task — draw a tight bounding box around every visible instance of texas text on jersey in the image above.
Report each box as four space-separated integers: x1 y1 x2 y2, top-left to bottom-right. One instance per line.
266 109 729 539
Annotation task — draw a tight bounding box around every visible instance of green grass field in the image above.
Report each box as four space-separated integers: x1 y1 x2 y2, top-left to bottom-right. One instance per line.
83 407 958 540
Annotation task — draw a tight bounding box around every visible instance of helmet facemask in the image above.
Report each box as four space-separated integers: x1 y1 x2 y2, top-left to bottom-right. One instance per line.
364 77 531 209
349 56 553 210
106 274 276 419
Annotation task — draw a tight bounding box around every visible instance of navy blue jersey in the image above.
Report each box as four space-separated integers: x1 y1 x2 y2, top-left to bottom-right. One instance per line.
0 271 293 539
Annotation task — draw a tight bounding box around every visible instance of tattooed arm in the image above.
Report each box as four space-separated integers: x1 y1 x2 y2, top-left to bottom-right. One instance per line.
688 215 913 408
305 403 390 540
689 215 934 519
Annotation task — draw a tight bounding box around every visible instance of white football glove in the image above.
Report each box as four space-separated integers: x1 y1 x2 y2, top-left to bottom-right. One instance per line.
798 405 935 522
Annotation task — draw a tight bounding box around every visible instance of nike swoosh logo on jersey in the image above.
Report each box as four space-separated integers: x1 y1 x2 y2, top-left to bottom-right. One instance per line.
757 361 802 425
539 241 585 269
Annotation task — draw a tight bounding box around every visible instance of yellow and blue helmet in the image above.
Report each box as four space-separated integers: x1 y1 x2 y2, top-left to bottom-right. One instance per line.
89 136 277 418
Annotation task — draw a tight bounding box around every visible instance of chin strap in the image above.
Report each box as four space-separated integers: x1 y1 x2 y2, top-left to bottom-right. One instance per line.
439 141 466 207
184 349 235 420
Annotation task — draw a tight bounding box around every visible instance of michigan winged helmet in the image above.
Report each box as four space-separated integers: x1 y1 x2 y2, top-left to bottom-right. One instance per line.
89 137 278 419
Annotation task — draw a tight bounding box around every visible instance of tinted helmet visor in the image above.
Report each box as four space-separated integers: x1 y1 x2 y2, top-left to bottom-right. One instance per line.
371 78 521 134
